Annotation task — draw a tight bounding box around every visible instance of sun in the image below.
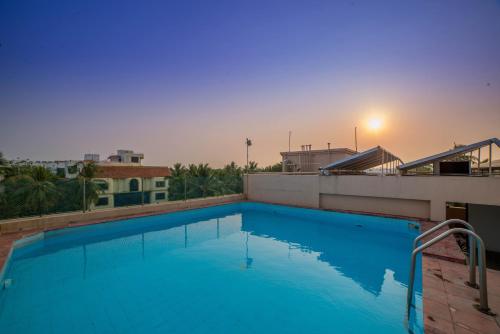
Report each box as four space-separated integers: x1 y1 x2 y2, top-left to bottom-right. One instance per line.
368 118 383 131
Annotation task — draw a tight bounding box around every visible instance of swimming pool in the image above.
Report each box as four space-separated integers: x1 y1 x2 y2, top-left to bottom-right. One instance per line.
0 202 423 333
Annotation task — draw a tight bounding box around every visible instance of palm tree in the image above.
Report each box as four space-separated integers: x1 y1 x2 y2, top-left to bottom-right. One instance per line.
79 162 100 211
168 163 187 200
0 151 7 168
14 166 57 216
187 163 219 198
219 162 243 194
262 162 282 172
168 161 246 201
0 152 15 177
244 161 259 173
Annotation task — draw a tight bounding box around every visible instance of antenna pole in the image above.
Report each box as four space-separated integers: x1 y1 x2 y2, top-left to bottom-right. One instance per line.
288 131 291 153
354 126 358 152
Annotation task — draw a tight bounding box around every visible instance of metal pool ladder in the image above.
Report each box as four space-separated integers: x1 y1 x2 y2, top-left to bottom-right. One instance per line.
406 220 490 319
413 219 477 287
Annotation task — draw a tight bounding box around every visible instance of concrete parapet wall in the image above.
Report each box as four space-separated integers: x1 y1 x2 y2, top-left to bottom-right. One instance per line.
246 174 500 221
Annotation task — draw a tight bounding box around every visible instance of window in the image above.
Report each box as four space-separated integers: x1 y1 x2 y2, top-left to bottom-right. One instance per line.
95 180 109 191
155 192 166 200
155 180 166 188
129 178 139 192
96 197 109 206
131 156 139 163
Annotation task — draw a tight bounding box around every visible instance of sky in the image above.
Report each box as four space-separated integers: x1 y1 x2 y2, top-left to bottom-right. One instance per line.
1 0 500 167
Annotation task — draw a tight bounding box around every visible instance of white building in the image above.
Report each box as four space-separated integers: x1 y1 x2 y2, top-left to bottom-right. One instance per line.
107 150 144 164
84 153 100 162
33 160 83 178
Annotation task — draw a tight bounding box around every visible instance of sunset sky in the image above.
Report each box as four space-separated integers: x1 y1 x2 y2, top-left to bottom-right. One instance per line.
1 0 500 167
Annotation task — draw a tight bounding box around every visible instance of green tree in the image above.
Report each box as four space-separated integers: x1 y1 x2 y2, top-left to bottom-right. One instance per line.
244 161 258 173
13 166 58 217
0 152 7 175
262 162 282 172
168 163 188 200
167 162 243 201
218 162 243 194
186 163 220 198
54 178 83 213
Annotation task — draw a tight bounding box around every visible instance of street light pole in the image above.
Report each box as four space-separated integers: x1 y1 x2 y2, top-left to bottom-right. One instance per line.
245 138 252 198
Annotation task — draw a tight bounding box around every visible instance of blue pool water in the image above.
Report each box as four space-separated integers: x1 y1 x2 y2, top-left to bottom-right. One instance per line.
0 202 423 333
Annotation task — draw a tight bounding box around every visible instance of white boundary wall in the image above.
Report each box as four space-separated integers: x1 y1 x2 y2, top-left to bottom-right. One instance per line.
245 174 500 251
245 174 500 221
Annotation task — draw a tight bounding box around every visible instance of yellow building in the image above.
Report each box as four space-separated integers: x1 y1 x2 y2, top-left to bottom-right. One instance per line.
92 165 170 209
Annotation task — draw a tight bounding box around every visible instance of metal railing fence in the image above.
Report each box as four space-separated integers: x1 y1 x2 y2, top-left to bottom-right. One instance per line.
0 171 243 221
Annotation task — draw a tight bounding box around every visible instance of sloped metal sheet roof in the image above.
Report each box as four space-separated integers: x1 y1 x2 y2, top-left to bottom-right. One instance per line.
398 138 500 171
321 146 402 171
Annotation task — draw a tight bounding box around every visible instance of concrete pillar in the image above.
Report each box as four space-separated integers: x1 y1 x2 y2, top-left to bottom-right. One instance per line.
433 161 440 175
430 200 446 221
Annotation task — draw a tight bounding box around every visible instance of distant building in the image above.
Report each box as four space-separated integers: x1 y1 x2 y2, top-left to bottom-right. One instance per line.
84 153 100 162
281 145 356 172
107 150 144 164
93 150 169 208
477 159 500 173
31 150 171 209
92 165 171 209
33 160 83 178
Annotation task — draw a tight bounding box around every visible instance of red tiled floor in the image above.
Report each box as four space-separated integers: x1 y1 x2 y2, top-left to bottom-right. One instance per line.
420 221 467 264
423 256 500 333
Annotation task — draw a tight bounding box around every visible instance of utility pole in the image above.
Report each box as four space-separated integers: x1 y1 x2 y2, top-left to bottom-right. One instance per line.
354 126 358 153
246 138 252 169
82 177 86 213
288 131 291 153
141 177 144 205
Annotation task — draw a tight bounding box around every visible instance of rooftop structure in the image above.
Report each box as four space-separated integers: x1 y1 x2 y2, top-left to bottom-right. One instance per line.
398 138 500 175
84 153 100 162
281 144 356 172
107 149 144 164
477 158 500 170
321 146 402 175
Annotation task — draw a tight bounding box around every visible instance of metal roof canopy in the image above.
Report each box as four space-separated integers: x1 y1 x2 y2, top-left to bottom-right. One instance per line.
321 146 402 171
398 138 500 171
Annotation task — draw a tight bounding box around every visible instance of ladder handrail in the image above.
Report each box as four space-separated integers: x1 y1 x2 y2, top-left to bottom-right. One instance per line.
407 228 489 319
412 219 474 249
413 219 477 287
